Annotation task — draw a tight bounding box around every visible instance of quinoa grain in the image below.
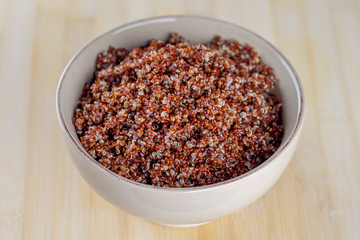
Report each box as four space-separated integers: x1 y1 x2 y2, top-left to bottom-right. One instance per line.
73 33 283 187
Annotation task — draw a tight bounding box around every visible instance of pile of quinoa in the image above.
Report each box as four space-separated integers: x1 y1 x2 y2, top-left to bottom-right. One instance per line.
73 33 283 187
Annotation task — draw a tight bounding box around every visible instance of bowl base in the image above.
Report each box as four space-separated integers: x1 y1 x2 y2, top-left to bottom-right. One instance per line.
150 220 210 228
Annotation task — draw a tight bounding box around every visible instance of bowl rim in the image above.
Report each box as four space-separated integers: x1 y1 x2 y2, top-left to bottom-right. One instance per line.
56 15 305 192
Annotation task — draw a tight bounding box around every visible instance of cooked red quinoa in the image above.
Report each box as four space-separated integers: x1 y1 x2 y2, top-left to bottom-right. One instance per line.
73 33 283 187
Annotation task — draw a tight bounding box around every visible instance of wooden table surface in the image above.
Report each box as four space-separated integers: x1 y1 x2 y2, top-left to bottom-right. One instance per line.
1 0 360 239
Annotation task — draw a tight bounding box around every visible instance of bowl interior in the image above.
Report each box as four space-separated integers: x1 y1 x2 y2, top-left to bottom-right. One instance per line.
57 16 303 188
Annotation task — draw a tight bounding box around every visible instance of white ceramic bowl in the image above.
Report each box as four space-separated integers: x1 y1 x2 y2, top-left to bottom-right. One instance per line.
56 15 304 227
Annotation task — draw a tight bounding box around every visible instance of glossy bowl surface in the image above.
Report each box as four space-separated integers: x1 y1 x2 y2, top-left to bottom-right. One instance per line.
56 15 305 226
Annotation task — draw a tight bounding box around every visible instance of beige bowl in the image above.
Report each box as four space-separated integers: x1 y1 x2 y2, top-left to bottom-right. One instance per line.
56 15 304 227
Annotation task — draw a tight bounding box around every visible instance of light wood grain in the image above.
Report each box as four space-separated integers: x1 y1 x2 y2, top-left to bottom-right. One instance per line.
1 0 359 239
